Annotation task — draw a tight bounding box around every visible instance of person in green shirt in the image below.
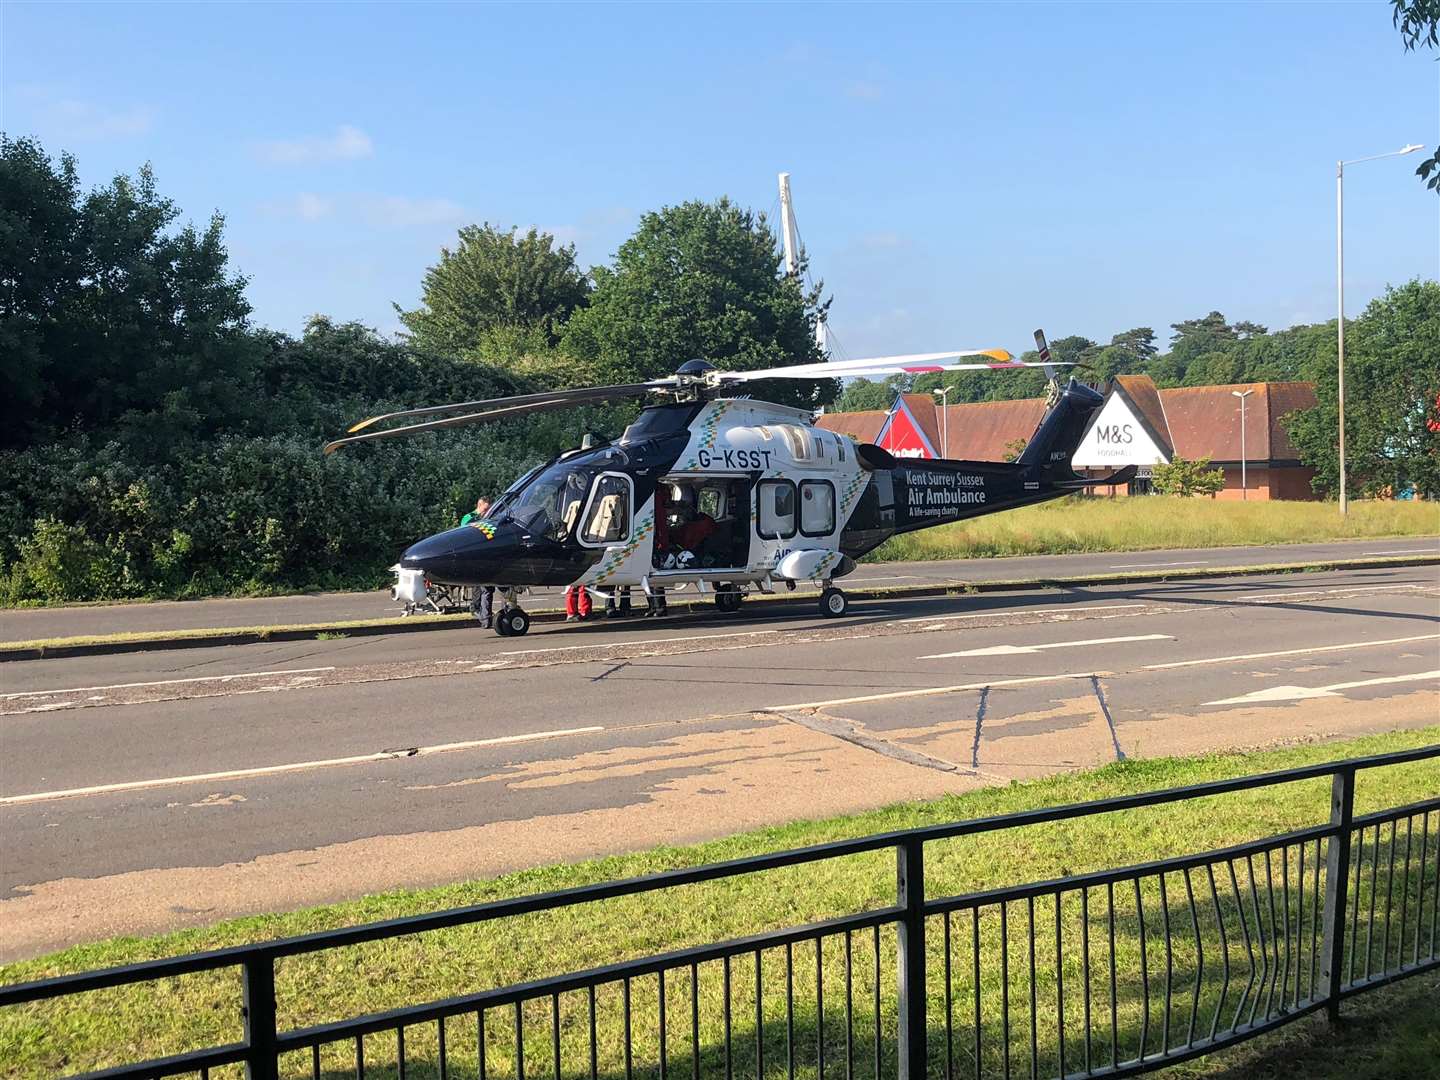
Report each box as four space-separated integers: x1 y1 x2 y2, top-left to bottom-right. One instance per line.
460 496 490 528
460 497 495 627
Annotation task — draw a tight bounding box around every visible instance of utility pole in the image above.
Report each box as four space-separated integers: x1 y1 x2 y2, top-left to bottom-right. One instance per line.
778 172 800 276
778 172 828 354
932 386 952 458
1334 144 1423 514
1232 389 1254 500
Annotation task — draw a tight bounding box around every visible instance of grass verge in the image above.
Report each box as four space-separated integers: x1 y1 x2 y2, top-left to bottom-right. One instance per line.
870 497 1438 562
1 728 1437 1079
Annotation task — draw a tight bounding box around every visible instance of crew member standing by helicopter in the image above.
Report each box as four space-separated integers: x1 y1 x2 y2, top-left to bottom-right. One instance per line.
461 496 495 628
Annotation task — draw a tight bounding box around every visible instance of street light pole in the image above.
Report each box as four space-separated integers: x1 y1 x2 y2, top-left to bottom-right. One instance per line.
1232 389 1254 500
932 386 952 458
1335 143 1423 515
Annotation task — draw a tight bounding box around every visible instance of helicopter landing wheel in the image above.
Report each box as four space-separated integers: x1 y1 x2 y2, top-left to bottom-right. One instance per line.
714 585 744 613
496 608 530 637
819 587 849 618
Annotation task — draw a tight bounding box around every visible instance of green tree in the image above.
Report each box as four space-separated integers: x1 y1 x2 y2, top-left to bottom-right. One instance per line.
0 136 258 450
561 198 834 409
1151 455 1226 497
1110 327 1158 363
1392 1 1440 192
1085 327 1158 382
0 137 80 430
835 377 901 412
397 224 591 359
1286 279 1440 498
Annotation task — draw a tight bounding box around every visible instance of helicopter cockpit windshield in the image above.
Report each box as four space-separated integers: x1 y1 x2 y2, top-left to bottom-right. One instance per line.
497 446 633 542
503 463 593 541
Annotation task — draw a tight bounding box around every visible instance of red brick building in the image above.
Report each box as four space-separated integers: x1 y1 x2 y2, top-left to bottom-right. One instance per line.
817 376 1321 500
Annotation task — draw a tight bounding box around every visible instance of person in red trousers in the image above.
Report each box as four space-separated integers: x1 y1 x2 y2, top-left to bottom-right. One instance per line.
564 584 592 622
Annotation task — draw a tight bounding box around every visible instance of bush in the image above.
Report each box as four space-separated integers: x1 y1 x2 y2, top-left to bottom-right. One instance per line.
0 430 545 603
1151 455 1226 497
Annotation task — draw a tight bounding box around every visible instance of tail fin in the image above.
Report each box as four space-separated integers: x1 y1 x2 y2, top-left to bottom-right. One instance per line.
1015 378 1105 477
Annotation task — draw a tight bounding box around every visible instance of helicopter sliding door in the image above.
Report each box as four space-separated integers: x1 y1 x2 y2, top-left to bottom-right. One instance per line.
652 476 752 572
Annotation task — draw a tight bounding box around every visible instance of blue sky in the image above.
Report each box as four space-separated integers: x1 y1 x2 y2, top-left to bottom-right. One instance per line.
4 1 1437 360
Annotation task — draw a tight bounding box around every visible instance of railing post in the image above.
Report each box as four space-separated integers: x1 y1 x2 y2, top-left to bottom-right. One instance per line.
897 837 928 1080
242 955 281 1080
1319 767 1356 1024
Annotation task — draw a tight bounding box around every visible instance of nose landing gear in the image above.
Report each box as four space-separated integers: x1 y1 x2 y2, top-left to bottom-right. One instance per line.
494 588 531 637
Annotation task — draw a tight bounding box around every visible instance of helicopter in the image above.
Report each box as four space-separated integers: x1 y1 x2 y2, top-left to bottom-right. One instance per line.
324 331 1135 636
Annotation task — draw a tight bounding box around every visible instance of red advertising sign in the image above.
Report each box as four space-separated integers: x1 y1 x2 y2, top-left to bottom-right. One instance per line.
877 397 937 459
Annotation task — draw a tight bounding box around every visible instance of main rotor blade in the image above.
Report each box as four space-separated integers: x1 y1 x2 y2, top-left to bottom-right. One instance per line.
344 380 677 433
324 387 663 454
710 349 1070 383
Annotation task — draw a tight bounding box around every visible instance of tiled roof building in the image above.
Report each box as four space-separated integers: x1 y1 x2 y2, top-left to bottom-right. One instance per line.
817 377 1321 500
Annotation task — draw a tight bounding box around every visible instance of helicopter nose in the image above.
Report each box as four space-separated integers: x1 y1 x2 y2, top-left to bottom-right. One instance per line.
400 525 510 585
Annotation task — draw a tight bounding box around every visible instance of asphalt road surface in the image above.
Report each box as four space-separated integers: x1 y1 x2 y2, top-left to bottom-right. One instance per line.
2 563 1438 961
2 537 1435 642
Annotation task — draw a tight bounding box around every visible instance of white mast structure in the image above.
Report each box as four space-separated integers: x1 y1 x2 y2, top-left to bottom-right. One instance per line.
778 172 828 355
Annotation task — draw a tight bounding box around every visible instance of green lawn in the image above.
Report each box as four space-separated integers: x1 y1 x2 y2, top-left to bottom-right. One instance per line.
869 497 1438 562
1 729 1436 1080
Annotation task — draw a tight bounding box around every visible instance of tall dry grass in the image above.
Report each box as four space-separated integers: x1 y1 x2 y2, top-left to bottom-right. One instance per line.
868 497 1439 562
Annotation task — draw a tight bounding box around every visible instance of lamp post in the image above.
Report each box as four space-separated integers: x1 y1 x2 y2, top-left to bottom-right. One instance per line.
932 386 952 458
1336 143 1423 515
1232 389 1254 500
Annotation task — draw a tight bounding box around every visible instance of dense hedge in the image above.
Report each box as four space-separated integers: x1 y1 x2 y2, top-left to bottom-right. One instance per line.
0 430 539 603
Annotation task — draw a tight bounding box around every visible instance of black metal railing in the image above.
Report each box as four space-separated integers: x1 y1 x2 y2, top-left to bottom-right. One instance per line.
2 745 1436 1080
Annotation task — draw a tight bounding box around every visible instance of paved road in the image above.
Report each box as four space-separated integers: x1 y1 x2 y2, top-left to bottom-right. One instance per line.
2 563 1437 961
2 537 1434 643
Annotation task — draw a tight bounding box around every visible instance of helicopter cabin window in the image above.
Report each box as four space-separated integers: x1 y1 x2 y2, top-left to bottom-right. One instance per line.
799 480 836 537
579 473 632 546
757 479 797 540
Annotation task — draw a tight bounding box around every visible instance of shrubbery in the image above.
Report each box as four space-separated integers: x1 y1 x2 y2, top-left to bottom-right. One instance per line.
0 430 540 604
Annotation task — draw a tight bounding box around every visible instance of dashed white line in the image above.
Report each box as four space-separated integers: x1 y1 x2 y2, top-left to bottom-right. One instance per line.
0 666 337 701
0 725 605 805
1362 548 1435 556
920 634 1173 659
1143 634 1440 671
1108 560 1206 569
1247 584 1434 603
499 628 777 656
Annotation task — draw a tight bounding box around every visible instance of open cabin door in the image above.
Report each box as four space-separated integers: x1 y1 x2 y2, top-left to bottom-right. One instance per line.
651 475 753 575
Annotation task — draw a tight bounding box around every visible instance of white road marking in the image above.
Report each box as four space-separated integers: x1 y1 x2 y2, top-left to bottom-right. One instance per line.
1108 560 1205 569
0 725 604 805
499 604 1155 656
1362 548 1436 555
1144 634 1440 671
1203 670 1440 706
1247 584 1434 603
0 666 337 701
919 634 1173 659
897 603 1151 627
766 671 1097 712
498 629 777 656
